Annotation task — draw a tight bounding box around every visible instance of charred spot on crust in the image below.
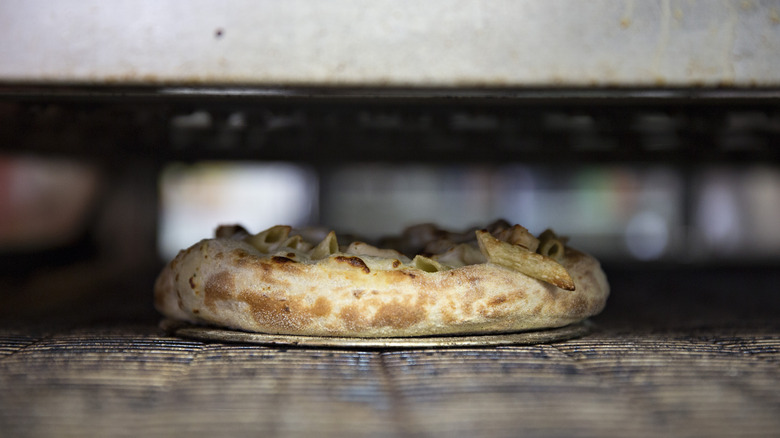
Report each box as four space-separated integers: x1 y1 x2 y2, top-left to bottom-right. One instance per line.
203 271 236 309
201 268 336 331
189 275 196 289
334 255 370 274
339 304 369 331
176 289 184 309
353 290 365 299
311 297 332 317
239 292 309 330
441 302 458 324
271 256 296 264
562 294 589 316
392 259 401 268
237 292 332 330
372 300 426 329
232 249 253 266
286 252 296 258
489 295 508 306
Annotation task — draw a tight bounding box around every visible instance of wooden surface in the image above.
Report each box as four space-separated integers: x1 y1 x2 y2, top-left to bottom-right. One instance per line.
1 267 779 438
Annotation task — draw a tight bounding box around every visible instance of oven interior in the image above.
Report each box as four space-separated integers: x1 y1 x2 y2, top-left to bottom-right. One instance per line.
0 88 778 327
1 87 778 438
1 3 779 435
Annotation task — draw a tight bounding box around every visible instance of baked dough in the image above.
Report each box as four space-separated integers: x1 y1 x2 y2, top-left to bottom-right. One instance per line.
155 222 609 337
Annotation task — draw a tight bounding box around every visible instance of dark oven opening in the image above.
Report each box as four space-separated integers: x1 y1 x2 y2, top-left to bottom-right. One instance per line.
1 87 778 328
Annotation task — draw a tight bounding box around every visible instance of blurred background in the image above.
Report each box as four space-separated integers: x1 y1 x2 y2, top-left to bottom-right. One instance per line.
2 153 778 267
2 99 780 279
2 98 779 295
1 0 778 322
157 160 780 263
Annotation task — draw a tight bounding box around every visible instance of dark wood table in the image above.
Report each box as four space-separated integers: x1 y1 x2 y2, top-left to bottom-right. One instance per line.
1 267 778 437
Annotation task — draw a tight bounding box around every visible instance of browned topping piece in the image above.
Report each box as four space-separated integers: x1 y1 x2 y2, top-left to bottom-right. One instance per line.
476 230 575 291
423 239 457 255
245 225 292 252
215 224 249 239
493 224 539 252
485 219 512 234
334 255 371 274
311 231 339 260
537 229 566 261
346 241 409 260
412 255 449 272
271 256 296 264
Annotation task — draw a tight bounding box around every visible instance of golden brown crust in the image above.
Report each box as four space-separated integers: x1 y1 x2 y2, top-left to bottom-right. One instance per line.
155 223 609 337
